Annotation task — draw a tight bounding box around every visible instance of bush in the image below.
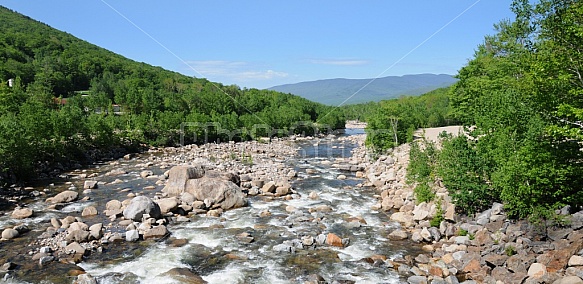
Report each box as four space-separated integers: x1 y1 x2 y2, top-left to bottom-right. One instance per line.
414 182 435 204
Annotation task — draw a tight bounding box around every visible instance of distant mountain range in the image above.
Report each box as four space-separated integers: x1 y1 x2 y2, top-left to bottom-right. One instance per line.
268 74 457 105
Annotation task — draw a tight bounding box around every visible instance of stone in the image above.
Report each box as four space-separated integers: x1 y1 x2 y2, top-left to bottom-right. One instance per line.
420 227 432 242
570 255 583 267
2 228 19 239
143 225 168 240
66 230 91 243
106 199 122 210
47 190 79 203
83 180 98 189
89 223 103 240
162 166 205 196
81 206 98 217
160 267 207 284
484 254 508 267
123 196 162 221
389 229 408 240
126 230 140 242
407 275 428 284
65 242 86 255
156 197 179 214
261 181 276 193
463 259 482 274
390 212 414 226
326 233 343 247
140 170 154 179
68 222 89 232
528 263 547 278
553 276 583 284
11 207 33 219
275 186 290 196
186 178 247 210
444 204 455 222
337 174 347 180
507 254 534 273
39 256 55 266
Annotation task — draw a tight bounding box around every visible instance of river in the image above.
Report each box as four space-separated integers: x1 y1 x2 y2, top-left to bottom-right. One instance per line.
2 130 422 283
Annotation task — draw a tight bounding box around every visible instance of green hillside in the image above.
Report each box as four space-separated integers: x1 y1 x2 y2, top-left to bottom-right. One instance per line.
0 6 344 181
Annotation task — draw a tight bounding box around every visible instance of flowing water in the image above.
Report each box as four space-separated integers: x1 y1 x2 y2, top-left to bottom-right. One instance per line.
2 131 422 283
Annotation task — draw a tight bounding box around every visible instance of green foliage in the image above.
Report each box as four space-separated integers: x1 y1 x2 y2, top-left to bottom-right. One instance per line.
505 246 517 256
430 198 444 228
457 229 468 237
414 183 435 204
0 7 345 182
365 87 457 151
441 0 583 219
437 135 494 215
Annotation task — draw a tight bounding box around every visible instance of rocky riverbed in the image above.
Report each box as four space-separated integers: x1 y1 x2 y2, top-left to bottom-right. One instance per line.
0 131 582 284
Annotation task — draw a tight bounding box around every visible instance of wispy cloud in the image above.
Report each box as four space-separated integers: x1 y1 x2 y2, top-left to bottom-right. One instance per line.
187 60 288 81
307 58 369 66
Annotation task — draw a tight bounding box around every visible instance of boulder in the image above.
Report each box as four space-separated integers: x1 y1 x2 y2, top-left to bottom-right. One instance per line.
66 230 90 243
389 229 408 240
83 180 98 189
11 207 33 219
106 200 122 210
528 263 547 278
126 230 140 242
89 223 103 240
160 268 207 284
81 206 98 217
1 228 19 239
140 170 153 179
156 197 179 214
569 255 583 267
261 181 276 193
553 276 583 284
326 233 343 247
143 225 169 240
162 165 205 196
65 242 86 255
186 178 247 210
47 190 79 204
123 196 162 221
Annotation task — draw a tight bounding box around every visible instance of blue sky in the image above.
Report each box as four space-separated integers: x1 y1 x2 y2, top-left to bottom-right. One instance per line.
1 1 515 89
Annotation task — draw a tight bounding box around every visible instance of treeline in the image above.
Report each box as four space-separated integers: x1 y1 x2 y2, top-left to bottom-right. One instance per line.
364 87 456 150
396 0 583 222
0 6 344 182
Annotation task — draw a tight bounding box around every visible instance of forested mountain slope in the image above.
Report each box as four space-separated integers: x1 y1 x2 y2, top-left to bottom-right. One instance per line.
0 6 344 181
269 74 457 105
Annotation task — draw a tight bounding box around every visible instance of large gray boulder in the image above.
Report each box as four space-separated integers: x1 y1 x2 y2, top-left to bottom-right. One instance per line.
162 165 205 196
162 165 247 210
123 196 162 221
186 178 247 210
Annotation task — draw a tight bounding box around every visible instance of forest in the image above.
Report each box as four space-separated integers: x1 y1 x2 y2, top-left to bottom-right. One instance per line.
0 6 344 182
367 0 583 221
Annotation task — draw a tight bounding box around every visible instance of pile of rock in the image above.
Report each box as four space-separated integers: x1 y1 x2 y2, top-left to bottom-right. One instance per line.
358 139 583 283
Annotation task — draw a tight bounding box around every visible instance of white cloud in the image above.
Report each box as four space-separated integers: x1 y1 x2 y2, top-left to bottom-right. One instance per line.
307 58 369 66
186 60 288 82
